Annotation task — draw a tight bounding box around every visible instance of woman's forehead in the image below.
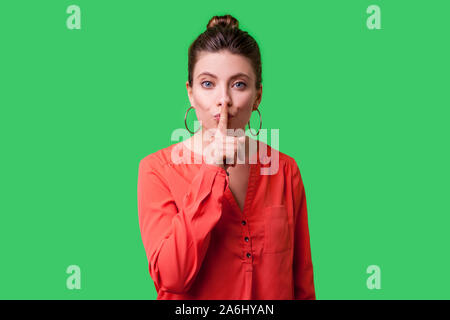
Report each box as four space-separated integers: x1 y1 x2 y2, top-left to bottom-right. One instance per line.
194 52 254 79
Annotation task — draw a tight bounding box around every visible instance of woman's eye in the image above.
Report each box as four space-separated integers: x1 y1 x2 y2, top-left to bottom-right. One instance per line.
201 81 213 88
201 81 246 89
234 81 247 89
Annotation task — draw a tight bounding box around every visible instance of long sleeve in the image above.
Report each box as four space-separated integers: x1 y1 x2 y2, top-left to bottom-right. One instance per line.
291 160 316 300
137 158 229 295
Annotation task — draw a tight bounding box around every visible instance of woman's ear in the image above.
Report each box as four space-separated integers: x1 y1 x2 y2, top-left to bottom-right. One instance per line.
253 84 262 110
186 81 194 106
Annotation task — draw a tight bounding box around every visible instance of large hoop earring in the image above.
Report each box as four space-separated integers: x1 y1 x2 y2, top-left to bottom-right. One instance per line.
247 108 262 136
184 106 201 134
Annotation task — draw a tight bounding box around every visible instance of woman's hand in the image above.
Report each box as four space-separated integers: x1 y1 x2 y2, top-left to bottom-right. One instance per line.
202 105 246 170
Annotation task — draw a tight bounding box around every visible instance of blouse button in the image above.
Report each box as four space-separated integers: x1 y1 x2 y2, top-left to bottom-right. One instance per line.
242 220 246 226
244 237 249 242
246 252 251 258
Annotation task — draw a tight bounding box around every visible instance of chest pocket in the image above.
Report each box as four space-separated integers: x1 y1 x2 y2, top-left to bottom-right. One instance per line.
263 205 292 254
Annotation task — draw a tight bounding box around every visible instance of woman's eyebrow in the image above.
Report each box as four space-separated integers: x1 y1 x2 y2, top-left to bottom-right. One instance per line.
197 72 250 80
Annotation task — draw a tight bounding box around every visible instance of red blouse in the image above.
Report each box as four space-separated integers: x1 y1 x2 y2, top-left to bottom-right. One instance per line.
137 139 316 300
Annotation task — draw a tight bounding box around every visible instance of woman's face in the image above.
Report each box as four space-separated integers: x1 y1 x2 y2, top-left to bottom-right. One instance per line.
186 50 262 135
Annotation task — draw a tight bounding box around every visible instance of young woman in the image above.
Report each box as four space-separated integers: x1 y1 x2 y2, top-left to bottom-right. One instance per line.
137 14 316 300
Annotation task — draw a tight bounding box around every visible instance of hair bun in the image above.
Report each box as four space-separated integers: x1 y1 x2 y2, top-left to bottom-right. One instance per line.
207 14 239 30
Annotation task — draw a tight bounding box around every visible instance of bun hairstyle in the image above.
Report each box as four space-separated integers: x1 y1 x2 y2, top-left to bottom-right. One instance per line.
206 15 239 29
188 14 262 89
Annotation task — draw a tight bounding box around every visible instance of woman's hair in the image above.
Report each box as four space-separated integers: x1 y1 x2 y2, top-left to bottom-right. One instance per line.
188 14 262 90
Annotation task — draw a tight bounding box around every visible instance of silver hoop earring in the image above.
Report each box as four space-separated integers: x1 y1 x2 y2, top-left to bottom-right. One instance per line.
184 106 201 134
247 108 262 136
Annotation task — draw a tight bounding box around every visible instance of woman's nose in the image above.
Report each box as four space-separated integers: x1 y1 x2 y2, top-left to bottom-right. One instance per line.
216 88 232 107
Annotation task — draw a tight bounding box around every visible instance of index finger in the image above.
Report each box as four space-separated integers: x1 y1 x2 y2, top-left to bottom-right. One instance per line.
218 105 228 135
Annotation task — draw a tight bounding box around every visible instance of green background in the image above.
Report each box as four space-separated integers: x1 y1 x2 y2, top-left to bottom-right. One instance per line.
1 0 449 299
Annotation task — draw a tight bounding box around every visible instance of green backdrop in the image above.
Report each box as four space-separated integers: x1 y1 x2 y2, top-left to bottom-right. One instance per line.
1 0 449 299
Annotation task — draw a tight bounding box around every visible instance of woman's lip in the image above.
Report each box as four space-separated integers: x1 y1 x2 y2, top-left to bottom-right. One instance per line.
214 114 233 119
